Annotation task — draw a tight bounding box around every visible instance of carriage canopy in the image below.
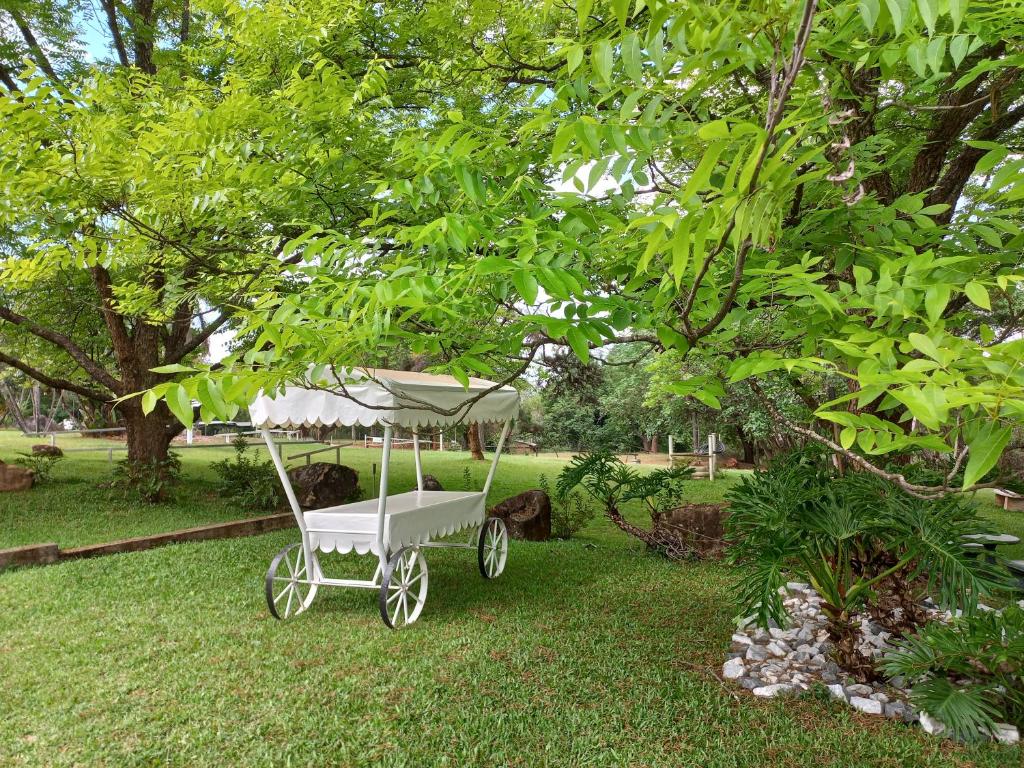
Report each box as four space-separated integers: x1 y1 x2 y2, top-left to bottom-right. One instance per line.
250 367 520 429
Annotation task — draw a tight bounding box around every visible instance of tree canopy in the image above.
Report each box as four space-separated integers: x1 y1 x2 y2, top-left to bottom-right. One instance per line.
2 0 1023 494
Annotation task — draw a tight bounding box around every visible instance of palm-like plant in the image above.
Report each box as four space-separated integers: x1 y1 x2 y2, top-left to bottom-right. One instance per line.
881 605 1024 740
556 453 695 558
725 449 1006 680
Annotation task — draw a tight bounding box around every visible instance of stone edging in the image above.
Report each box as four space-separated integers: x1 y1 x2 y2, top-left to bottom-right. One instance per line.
0 513 295 571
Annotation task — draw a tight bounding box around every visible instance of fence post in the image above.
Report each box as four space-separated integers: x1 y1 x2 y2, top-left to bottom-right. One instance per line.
708 433 716 481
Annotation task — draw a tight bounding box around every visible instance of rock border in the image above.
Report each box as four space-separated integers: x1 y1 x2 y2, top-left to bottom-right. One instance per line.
723 583 1020 744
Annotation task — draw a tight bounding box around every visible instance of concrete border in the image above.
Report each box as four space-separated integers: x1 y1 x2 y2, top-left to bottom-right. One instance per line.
0 513 295 571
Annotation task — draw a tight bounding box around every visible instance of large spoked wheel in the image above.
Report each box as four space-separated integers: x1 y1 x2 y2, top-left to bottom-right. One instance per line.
477 517 508 579
379 547 429 629
265 543 319 620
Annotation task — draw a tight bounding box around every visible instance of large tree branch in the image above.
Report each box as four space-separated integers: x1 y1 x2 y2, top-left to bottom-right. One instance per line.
0 61 17 92
928 102 1024 219
678 0 818 341
0 350 112 403
0 306 122 392
8 10 62 85
100 0 131 67
749 378 1001 499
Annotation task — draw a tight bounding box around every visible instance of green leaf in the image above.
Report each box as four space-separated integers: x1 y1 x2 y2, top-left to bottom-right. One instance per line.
512 269 539 305
150 363 197 374
908 332 941 361
141 389 158 416
924 284 950 322
576 0 593 32
917 0 938 34
165 384 194 427
591 40 614 86
566 44 584 75
859 0 880 29
840 426 857 450
964 281 990 310
621 32 643 82
656 324 689 352
566 326 590 363
885 0 909 34
948 0 966 32
963 422 1011 488
611 0 631 26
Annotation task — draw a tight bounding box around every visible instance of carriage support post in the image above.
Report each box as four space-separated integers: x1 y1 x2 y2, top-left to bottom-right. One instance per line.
483 419 513 496
375 425 394 571
413 431 424 491
260 427 314 576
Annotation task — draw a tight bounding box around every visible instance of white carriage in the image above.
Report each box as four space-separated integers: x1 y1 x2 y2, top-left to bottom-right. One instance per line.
251 367 519 628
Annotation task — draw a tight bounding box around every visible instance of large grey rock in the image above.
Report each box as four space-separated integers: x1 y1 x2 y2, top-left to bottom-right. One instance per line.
419 474 443 491
286 463 360 509
488 490 551 541
31 444 63 457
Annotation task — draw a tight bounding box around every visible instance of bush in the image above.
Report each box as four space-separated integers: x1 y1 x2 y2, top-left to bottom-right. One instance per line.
882 605 1024 741
725 447 1005 680
14 452 63 483
211 437 282 511
539 472 594 538
111 452 182 503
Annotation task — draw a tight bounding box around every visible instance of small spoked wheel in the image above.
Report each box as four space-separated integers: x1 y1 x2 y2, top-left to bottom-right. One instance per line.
477 517 508 579
265 543 319 620
379 547 429 629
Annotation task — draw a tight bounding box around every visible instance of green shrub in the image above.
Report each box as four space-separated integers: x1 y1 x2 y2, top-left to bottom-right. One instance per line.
882 605 1024 741
111 452 182 503
14 452 63 483
725 447 1005 680
211 436 282 511
540 472 594 538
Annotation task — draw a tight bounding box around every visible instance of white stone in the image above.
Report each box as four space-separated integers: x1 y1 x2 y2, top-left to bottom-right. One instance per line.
826 683 846 700
786 582 810 593
722 658 746 680
766 641 789 657
752 683 794 698
845 684 872 697
920 712 946 736
768 627 787 639
993 723 1019 745
850 696 883 715
731 633 754 646
746 645 769 662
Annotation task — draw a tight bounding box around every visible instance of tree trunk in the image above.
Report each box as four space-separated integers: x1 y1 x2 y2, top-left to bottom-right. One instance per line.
468 421 484 460
738 429 756 464
123 403 177 463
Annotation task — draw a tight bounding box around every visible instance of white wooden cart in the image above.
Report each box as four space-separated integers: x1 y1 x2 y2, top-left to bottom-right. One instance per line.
250 368 519 628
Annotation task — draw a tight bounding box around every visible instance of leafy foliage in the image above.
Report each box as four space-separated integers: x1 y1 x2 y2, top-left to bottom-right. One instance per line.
725 448 1006 678
882 606 1024 741
539 471 594 539
210 436 281 512
111 452 183 504
13 452 63 484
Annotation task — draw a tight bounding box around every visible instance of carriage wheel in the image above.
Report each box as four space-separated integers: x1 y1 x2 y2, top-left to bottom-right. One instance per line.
379 547 429 629
477 517 508 579
265 543 319 620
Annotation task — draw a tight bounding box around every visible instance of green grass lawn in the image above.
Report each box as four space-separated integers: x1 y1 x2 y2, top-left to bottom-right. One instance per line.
0 430 1021 766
